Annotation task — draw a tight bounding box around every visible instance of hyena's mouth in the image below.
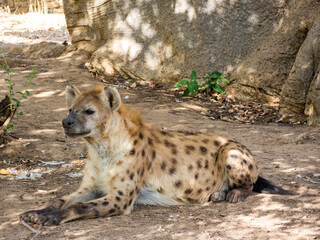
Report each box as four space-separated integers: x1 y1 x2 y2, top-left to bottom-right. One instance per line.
64 130 91 137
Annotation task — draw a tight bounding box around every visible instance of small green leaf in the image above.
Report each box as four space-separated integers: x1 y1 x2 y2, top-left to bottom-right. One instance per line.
4 78 10 81
6 123 14 132
22 96 27 99
182 88 190 96
13 105 18 109
19 111 24 116
174 79 189 88
190 71 197 82
219 77 229 83
213 85 226 94
26 90 30 96
12 98 21 105
16 91 24 95
209 71 222 78
187 82 194 95
30 83 36 85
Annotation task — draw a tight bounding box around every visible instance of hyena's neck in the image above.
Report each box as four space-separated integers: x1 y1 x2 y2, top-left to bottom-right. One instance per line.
85 103 147 158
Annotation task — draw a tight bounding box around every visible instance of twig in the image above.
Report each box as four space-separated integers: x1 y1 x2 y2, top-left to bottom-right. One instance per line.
20 219 43 239
20 219 39 233
0 108 16 133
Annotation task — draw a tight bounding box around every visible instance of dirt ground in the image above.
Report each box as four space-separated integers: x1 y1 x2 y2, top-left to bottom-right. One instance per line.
0 13 320 240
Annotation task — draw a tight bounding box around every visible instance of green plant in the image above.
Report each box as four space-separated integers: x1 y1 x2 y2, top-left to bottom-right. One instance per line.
174 70 229 97
200 71 229 95
174 70 199 96
1 52 36 132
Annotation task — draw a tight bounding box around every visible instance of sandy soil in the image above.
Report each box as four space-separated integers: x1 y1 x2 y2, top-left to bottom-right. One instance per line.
0 13 319 240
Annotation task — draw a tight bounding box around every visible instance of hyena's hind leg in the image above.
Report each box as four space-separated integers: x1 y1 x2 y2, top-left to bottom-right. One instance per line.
214 140 259 203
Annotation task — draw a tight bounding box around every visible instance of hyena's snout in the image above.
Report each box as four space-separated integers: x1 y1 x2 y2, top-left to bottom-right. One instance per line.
62 113 77 129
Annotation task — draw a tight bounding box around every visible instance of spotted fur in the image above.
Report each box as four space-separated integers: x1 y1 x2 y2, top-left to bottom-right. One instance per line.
20 85 290 225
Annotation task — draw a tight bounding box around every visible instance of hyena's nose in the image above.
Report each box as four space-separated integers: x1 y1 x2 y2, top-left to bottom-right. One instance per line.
62 117 74 128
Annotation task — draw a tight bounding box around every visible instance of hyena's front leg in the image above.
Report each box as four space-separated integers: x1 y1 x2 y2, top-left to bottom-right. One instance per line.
21 186 137 225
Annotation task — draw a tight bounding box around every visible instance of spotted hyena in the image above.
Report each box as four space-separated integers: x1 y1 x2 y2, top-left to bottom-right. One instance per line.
21 85 291 225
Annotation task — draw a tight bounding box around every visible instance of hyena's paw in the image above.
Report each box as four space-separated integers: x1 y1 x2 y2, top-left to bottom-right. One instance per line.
210 190 227 202
20 208 64 226
226 187 251 203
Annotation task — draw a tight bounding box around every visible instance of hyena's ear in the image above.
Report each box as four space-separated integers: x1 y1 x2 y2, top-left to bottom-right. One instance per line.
66 85 81 108
102 86 121 111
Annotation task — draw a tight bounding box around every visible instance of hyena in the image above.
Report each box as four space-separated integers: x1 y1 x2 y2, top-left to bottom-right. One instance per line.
20 85 291 225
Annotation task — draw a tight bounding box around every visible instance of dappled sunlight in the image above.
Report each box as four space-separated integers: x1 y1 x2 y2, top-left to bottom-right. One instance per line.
109 38 142 61
53 107 67 112
174 0 196 21
33 90 61 98
30 129 58 135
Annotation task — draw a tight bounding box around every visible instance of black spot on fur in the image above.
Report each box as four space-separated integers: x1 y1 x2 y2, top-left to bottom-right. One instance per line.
133 139 138 145
109 209 116 214
171 158 177 164
148 138 153 145
160 131 167 135
123 204 127 210
202 139 209 144
142 150 145 157
129 190 134 196
194 173 199 179
157 188 164 193
227 165 232 170
141 168 145 176
90 202 98 206
243 159 247 165
238 179 242 184
200 146 207 153
161 162 166 170
188 165 193 171
186 145 195 151
129 199 133 206
184 188 193 194
75 204 87 215
197 160 202 169
130 173 134 180
164 140 176 148
197 189 203 194
139 132 144 139
116 196 121 201
204 160 209 169
152 150 156 159
214 140 221 147
130 149 135 155
175 181 182 187
249 164 253 170
114 203 118 208
102 201 109 206
171 148 177 155
118 191 124 196
206 186 210 191
169 168 176 174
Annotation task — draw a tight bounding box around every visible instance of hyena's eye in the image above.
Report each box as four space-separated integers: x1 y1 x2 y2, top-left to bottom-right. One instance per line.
84 109 95 115
68 109 72 113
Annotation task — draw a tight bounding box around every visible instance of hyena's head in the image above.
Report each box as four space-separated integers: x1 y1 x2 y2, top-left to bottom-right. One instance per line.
62 85 121 137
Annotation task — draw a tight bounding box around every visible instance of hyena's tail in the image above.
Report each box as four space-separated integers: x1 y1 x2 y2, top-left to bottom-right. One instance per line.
253 176 294 195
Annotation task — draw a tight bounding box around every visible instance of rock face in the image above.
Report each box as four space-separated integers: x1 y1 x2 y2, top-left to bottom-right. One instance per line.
63 0 285 81
63 0 320 125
